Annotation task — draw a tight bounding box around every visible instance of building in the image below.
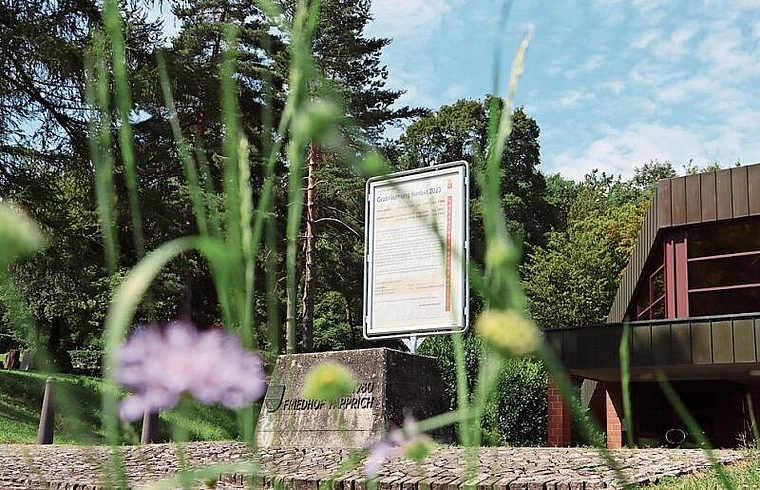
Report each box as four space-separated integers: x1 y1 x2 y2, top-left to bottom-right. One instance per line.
545 164 760 448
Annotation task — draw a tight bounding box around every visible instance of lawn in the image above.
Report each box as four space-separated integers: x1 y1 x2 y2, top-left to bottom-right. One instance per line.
4 369 759 489
0 370 241 444
643 454 760 489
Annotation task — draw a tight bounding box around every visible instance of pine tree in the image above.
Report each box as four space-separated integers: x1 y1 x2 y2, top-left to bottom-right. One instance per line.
279 0 421 352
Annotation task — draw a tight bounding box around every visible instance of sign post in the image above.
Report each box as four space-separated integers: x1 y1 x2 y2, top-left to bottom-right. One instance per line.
363 161 469 340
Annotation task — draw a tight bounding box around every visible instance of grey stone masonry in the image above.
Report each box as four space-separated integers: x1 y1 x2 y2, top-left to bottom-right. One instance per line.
257 349 451 448
0 442 747 489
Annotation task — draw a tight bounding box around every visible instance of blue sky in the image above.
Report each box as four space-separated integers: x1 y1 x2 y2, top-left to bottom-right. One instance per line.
365 0 760 181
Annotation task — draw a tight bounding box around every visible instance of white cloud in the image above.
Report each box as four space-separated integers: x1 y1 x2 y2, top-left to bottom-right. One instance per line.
548 119 760 181
628 59 681 87
632 30 659 49
367 0 457 42
387 66 440 109
631 25 697 59
632 0 668 12
549 123 706 181
445 84 467 101
563 54 606 79
581 54 604 72
632 0 668 23
558 90 594 108
601 80 624 95
657 25 698 59
656 75 714 103
697 25 759 77
752 20 760 40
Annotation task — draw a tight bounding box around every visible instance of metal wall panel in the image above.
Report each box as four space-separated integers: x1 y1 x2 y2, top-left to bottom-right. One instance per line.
749 165 760 215
546 329 563 360
685 174 702 224
733 319 756 363
607 193 661 323
711 321 733 364
563 329 578 369
732 166 750 217
671 322 691 364
545 315 760 374
657 179 672 226
652 323 671 364
577 328 597 368
692 322 712 364
671 176 687 225
701 172 717 222
716 168 733 220
632 325 652 365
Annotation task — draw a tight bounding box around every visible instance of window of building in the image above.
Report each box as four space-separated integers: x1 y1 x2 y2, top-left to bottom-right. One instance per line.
632 246 666 321
626 218 760 321
686 220 760 317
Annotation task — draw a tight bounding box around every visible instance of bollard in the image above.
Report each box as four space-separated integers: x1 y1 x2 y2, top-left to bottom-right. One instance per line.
141 410 159 443
36 377 55 444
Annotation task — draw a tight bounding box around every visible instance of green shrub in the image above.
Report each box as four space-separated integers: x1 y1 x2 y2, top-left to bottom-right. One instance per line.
418 333 547 446
68 350 103 376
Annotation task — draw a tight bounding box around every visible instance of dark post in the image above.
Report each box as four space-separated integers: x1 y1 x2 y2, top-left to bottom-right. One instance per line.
141 410 159 443
36 377 55 444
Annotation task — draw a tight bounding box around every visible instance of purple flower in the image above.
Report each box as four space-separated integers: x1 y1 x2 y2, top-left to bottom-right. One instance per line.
115 321 266 421
364 417 432 477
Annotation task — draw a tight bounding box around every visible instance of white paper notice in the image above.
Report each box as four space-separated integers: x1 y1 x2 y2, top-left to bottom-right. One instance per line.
364 163 468 338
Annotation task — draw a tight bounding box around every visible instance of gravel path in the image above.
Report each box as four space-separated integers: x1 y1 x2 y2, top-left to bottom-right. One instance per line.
0 442 747 489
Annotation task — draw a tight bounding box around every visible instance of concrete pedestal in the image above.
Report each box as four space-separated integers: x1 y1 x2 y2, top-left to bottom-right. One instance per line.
256 348 451 448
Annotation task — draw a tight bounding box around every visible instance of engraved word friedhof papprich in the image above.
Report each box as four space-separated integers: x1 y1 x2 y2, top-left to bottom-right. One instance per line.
256 349 450 447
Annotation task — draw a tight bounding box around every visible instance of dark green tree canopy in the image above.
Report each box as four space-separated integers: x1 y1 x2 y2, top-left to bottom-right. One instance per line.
523 165 676 330
395 98 554 258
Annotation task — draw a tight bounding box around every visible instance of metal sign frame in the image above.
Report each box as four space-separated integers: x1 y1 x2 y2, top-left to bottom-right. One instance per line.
363 161 469 340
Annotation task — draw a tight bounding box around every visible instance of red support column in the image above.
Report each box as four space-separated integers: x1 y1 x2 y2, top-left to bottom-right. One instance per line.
606 383 624 449
665 230 689 318
547 376 572 446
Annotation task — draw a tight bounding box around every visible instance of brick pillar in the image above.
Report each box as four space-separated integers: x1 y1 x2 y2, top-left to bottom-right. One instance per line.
547 376 572 446
605 383 624 449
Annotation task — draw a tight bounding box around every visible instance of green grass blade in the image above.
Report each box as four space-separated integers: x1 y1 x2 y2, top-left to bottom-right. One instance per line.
221 26 243 261
656 372 735 490
540 345 632 488
85 33 119 273
619 322 634 447
746 393 760 446
284 0 322 353
155 50 209 238
451 332 472 446
103 0 145 260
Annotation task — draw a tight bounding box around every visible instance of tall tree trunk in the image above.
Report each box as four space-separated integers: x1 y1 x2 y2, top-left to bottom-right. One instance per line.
300 142 319 352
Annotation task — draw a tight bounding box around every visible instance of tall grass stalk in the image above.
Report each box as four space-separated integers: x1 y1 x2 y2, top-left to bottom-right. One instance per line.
156 51 210 238
620 323 635 447
103 0 145 260
85 32 119 273
657 372 735 490
284 0 322 353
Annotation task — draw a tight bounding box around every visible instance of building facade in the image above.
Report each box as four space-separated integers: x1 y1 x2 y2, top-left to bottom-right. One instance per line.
545 164 760 448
